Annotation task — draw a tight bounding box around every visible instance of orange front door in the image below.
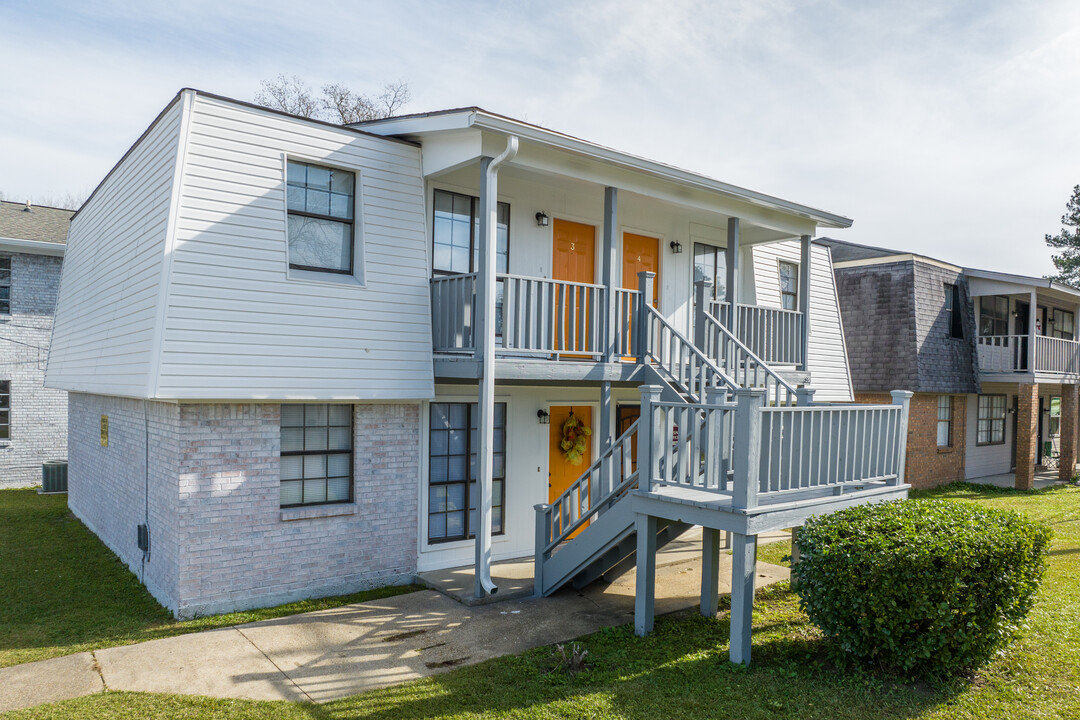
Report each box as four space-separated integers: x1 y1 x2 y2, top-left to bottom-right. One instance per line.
552 220 597 356
622 233 660 308
548 405 594 538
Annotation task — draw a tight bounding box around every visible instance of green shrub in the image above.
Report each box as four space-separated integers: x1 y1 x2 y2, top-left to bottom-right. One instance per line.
792 498 1051 679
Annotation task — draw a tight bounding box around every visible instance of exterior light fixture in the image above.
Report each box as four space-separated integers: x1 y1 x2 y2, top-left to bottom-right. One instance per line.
537 409 550 424
535 211 549 227
670 240 683 254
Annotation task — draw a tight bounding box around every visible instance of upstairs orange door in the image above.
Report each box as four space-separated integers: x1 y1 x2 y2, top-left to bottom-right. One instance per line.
622 233 660 307
552 220 597 356
548 405 594 538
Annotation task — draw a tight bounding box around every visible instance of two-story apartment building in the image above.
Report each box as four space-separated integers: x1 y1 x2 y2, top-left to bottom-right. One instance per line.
47 90 911 624
825 238 1080 490
0 200 69 487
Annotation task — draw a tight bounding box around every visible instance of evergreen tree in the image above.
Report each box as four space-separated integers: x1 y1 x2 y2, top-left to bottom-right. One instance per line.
1046 185 1080 285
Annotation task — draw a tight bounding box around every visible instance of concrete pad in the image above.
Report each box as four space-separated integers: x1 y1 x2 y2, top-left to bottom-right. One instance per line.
0 652 102 712
970 469 1067 490
418 558 535 605
96 626 309 703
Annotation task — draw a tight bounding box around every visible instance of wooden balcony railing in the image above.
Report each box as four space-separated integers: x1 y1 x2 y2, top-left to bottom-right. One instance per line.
977 335 1080 374
712 301 804 366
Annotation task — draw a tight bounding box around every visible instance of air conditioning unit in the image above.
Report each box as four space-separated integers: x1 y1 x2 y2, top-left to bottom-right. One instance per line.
41 460 68 494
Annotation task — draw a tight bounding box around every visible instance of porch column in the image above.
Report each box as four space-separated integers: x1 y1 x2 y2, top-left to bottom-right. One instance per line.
1060 383 1078 482
1016 382 1039 490
475 139 518 598
1028 290 1037 373
799 235 811 371
725 218 740 326
596 187 618 505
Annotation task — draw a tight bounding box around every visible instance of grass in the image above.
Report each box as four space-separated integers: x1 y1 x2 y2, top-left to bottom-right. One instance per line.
4 483 1079 719
0 489 421 668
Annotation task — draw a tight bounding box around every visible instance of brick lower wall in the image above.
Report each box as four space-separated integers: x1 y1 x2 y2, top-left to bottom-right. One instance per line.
67 393 182 610
855 392 966 489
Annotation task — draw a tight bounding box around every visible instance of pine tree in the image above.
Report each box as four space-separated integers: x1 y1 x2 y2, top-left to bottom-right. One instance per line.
1046 185 1080 285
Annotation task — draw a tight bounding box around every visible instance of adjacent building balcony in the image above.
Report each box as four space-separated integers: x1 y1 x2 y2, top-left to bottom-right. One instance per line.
977 334 1080 378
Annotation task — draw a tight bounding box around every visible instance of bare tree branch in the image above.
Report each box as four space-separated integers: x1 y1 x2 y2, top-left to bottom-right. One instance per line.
254 74 320 118
377 81 411 118
255 76 411 123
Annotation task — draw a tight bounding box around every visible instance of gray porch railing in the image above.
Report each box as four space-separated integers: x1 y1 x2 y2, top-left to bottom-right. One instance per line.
712 300 804 366
977 334 1080 374
640 300 739 402
431 273 477 352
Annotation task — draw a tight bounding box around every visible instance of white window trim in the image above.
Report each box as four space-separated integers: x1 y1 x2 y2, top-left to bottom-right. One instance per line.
280 153 367 288
777 258 799 310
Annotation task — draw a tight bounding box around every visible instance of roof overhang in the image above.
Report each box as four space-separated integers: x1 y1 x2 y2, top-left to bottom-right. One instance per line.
359 109 853 231
0 237 65 256
964 267 1080 303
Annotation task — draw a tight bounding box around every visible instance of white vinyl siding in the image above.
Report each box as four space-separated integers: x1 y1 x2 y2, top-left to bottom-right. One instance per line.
155 94 433 400
965 387 1014 479
750 241 854 401
46 99 184 396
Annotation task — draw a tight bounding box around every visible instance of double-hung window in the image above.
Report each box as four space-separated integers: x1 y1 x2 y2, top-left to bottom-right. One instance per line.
428 402 506 543
432 189 509 276
693 243 727 302
976 394 1006 446
286 161 356 275
979 296 1009 336
944 283 964 339
280 404 353 507
778 261 798 311
1051 309 1075 340
0 381 9 440
936 395 952 447
0 257 10 314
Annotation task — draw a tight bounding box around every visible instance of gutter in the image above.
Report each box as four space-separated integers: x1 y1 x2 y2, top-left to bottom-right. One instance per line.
0 237 66 256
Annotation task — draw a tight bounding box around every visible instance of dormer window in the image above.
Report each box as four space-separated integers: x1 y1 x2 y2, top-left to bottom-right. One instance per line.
286 161 356 275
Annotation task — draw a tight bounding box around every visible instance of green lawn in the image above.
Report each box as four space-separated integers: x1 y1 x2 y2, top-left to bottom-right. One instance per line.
0 489 420 668
4 482 1079 719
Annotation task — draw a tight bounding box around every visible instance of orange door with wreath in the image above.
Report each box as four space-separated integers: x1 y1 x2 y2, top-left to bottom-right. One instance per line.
548 406 594 538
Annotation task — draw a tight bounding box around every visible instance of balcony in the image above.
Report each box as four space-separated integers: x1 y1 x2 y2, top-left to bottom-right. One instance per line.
977 335 1080 377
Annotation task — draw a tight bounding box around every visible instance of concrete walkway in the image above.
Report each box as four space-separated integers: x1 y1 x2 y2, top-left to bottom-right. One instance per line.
0 534 791 712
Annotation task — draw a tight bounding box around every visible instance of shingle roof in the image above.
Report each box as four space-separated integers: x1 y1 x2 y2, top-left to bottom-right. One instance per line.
0 201 72 245
815 237 905 263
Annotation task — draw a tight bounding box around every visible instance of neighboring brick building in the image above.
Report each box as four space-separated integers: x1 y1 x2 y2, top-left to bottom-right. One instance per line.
823 237 1080 490
0 201 70 488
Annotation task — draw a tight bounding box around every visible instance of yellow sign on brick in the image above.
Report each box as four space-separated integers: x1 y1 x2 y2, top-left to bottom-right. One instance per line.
100 415 108 447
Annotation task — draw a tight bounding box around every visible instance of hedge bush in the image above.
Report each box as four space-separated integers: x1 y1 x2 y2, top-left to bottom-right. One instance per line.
791 498 1051 679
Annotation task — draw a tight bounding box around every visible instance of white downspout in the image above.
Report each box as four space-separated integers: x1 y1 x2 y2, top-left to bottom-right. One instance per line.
475 135 519 598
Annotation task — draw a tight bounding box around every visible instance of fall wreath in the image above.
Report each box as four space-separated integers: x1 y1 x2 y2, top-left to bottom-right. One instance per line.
560 411 592 465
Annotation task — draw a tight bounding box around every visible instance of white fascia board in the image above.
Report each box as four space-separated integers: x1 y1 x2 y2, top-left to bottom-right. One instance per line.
0 237 65 256
834 254 961 272
468 113 854 230
963 267 1080 299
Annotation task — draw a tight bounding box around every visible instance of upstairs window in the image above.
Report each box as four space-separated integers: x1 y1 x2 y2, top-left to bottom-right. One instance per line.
976 394 1006 446
0 257 9 314
778 261 799 311
280 404 353 507
693 243 727 301
432 189 509 276
286 161 355 274
979 296 1009 336
0 381 8 440
944 283 964 339
1051 309 1075 340
936 395 952 447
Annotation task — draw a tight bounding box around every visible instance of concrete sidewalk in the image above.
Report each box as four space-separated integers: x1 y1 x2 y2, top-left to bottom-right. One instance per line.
0 534 791 712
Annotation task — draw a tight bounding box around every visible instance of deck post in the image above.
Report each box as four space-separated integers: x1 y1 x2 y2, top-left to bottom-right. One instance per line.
733 388 766 511
789 527 801 591
799 235 811 371
694 279 710 352
634 512 658 636
890 390 913 486
724 218 740 327
729 532 757 665
637 385 663 491
533 503 550 597
635 271 656 362
597 381 613 506
700 528 721 617
795 387 815 407
602 187 618 363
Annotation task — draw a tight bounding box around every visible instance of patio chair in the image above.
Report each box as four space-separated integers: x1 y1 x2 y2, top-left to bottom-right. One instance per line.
1043 439 1059 470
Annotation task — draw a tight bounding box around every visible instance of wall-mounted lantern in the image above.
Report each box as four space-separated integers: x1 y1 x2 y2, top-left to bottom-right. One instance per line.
535 211 550 227
537 409 550 424
669 240 683 254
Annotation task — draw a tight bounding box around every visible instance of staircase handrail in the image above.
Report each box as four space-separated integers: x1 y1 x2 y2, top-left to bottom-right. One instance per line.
701 309 799 406
642 303 739 401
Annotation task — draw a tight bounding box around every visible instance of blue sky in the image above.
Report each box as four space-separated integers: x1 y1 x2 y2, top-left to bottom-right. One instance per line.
2 0 1078 275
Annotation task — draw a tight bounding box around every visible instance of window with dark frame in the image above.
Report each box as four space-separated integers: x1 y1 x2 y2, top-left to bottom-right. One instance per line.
280 404 353 507
0 380 9 440
778 261 798 311
286 161 356 274
944 283 964 339
976 394 1006 446
936 395 952 447
432 189 509 276
979 296 1010 336
0 257 10 314
1051 308 1075 340
428 402 506 543
693 243 727 302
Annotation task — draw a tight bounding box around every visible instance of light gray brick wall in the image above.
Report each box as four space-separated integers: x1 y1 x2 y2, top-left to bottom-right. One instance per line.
175 402 420 618
67 393 182 611
0 252 67 488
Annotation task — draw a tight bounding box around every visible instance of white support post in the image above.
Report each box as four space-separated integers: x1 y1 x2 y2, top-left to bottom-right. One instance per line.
733 388 766 510
729 532 757 665
533 504 550 598
799 234 811 371
637 385 663 492
602 187 618 364
890 390 913 486
636 271 656 362
634 512 658 636
1029 290 1038 373
700 528 721 617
